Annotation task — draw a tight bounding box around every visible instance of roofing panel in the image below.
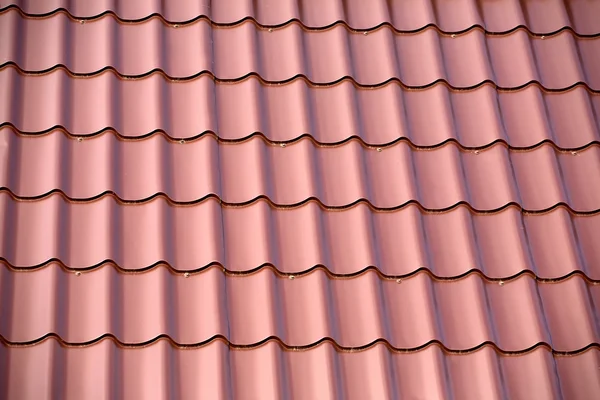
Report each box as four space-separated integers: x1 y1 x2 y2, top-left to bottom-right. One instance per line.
4 340 599 400
4 131 600 211
2 0 600 398
1 266 598 352
2 10 600 88
2 194 600 279
3 69 600 148
3 0 600 35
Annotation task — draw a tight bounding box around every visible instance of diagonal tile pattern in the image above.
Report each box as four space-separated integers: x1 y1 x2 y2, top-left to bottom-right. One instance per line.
2 1 600 399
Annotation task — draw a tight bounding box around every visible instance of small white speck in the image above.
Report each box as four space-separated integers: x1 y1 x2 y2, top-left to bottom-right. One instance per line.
451 34 456 38
541 36 545 40
376 147 382 152
571 151 577 156
474 150 480 155
363 32 368 36
173 24 179 28
76 137 83 142
184 272 190 278
75 271 82 276
289 275 295 280
80 20 85 25
280 143 286 148
179 139 185 144
499 280 504 286
268 28 273 32
396 279 402 284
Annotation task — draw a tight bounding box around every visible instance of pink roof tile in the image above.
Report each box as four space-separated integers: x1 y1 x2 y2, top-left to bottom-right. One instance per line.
2 1 600 398
2 10 600 87
4 0 600 34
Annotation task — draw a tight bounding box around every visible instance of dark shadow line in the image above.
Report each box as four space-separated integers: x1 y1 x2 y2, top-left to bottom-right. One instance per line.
2 123 599 153
2 256 599 285
1 332 598 356
1 62 599 93
1 188 599 215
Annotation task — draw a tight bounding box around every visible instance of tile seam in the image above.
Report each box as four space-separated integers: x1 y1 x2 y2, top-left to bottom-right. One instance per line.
2 63 599 93
2 261 599 284
1 334 598 356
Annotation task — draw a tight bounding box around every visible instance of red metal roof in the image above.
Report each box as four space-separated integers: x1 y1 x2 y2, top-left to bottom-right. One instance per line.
2 0 600 399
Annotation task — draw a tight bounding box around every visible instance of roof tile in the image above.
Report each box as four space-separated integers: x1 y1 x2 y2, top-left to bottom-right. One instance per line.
5 131 600 211
5 339 598 400
4 69 600 148
4 0 600 35
2 265 598 352
3 10 600 87
3 0 600 398
4 193 600 279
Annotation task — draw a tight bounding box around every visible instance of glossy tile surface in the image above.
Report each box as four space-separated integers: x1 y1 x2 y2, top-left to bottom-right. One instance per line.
2 1 600 399
2 10 600 87
3 193 600 279
3 339 599 400
2 68 600 148
3 0 600 35
4 131 600 210
2 266 599 352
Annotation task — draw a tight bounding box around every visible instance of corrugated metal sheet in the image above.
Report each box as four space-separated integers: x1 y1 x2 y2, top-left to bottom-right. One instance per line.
2 1 600 399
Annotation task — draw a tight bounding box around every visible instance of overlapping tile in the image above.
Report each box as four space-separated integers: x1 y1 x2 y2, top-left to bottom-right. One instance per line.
3 68 600 148
2 193 600 279
2 0 600 398
2 339 598 400
2 9 600 88
3 130 600 211
1 265 598 352
3 0 600 36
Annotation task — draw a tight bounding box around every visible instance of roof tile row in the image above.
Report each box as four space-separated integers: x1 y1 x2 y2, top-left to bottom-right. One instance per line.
3 68 600 148
3 1 600 398
2 10 600 87
3 339 598 400
2 194 599 279
3 0 600 35
1 265 598 351
3 131 600 211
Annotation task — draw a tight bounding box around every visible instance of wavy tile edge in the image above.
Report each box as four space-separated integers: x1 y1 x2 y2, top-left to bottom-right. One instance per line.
1 332 598 356
1 4 599 38
2 63 599 93
2 258 599 285
3 122 600 152
1 187 599 215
